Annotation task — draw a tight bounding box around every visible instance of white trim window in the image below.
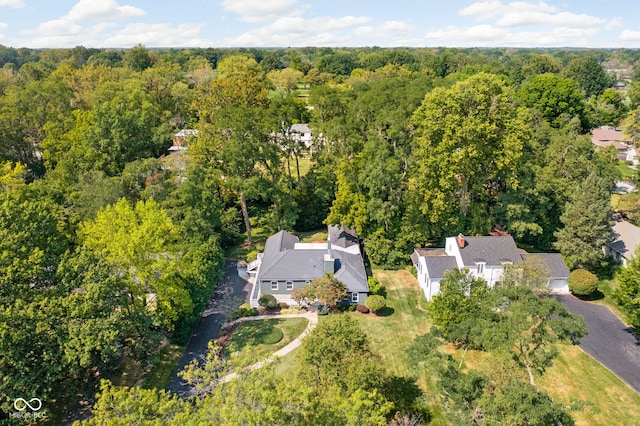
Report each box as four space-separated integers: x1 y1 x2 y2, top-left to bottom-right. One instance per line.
271 281 278 290
286 281 294 290
476 263 485 274
351 292 359 303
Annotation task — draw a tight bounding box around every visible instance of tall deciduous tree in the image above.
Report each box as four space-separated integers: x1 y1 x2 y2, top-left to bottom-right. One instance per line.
614 254 640 328
409 73 530 235
554 174 613 271
562 56 611 97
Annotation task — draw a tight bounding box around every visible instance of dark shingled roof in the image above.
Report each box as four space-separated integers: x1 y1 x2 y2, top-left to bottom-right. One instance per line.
424 256 458 279
328 224 359 249
457 236 521 266
525 253 570 279
257 229 368 293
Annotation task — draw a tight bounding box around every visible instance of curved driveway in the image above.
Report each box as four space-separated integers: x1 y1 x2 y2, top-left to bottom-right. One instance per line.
166 259 252 397
555 294 640 393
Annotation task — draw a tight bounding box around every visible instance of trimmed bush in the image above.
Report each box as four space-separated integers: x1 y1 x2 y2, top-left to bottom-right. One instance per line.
246 250 258 263
259 294 278 308
356 304 370 314
365 295 386 313
568 269 599 296
229 306 258 321
278 302 289 310
368 276 384 295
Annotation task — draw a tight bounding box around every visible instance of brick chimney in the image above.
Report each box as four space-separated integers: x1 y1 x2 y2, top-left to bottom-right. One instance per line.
457 233 466 249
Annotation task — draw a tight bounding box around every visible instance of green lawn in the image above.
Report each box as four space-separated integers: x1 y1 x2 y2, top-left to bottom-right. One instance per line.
349 269 640 425
224 317 308 359
617 161 637 181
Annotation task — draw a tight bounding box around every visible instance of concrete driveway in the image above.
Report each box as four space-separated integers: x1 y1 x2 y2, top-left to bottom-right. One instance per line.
555 294 640 393
166 259 252 397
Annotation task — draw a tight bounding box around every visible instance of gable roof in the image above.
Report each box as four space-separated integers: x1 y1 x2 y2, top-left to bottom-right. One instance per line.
591 126 630 144
289 123 311 134
608 219 640 259
526 253 569 279
456 236 521 266
256 228 368 293
424 256 458 279
328 224 359 249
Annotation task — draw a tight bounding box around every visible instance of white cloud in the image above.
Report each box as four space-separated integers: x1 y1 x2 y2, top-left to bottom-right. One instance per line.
220 0 309 23
100 23 207 47
620 29 640 41
0 0 24 8
222 15 371 46
459 1 612 29
64 0 145 22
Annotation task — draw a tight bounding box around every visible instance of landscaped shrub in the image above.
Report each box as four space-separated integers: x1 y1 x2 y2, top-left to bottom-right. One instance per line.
356 304 370 314
229 306 259 321
278 302 289 310
365 295 387 313
368 276 385 295
259 294 278 308
568 269 599 296
246 250 258 263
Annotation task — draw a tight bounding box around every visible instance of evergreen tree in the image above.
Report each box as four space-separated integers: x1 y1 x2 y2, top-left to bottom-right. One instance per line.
554 174 613 271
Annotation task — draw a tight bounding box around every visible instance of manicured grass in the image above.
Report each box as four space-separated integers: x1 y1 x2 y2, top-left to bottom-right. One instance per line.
349 269 640 425
224 317 308 358
540 345 640 425
349 270 432 382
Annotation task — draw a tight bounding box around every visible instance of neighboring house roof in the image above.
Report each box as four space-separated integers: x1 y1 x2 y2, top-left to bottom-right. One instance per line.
411 247 446 266
608 219 640 260
424 256 458 279
526 253 570 279
456 236 521 266
591 126 631 148
175 129 199 138
289 123 311 134
328 224 359 249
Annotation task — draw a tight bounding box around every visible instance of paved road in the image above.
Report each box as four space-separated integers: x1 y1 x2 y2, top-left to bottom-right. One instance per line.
555 294 640 393
166 259 252 397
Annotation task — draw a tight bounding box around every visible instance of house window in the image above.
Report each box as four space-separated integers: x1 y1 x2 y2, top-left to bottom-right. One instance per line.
286 281 294 290
351 293 359 303
476 263 484 274
304 280 311 285
271 281 278 290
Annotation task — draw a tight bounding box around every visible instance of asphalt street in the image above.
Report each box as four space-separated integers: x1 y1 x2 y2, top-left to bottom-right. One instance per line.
166 259 252 397
555 294 640 394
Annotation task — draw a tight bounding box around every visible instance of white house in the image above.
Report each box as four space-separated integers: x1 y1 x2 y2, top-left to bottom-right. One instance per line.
411 234 570 301
607 218 640 267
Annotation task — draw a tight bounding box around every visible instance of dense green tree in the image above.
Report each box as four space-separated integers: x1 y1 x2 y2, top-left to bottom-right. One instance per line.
568 269 599 296
79 198 192 329
589 88 628 127
516 73 586 128
554 174 613 271
293 273 347 308
409 73 530 236
429 268 488 336
563 56 611 97
614 255 640 328
123 44 154 72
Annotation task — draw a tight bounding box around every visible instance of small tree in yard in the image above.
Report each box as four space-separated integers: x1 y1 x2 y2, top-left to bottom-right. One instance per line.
568 269 599 297
301 274 347 309
367 276 384 295
614 254 640 328
365 295 386 314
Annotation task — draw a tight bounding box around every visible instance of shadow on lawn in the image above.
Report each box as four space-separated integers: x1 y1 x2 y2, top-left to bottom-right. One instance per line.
224 319 285 354
375 307 395 317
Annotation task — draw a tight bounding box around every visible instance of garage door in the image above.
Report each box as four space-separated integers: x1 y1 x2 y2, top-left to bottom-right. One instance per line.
549 279 569 293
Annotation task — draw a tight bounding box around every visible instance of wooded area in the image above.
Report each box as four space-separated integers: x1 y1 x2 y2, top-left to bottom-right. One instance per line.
1 44 640 423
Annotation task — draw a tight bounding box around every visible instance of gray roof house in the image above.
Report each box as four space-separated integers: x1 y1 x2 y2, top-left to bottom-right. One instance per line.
249 225 369 307
607 218 640 267
412 234 570 301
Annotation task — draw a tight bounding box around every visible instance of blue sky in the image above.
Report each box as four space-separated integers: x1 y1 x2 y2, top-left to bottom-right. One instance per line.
1 0 639 48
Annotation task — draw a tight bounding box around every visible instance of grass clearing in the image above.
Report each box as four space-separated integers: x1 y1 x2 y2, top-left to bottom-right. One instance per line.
141 343 183 389
224 317 308 359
